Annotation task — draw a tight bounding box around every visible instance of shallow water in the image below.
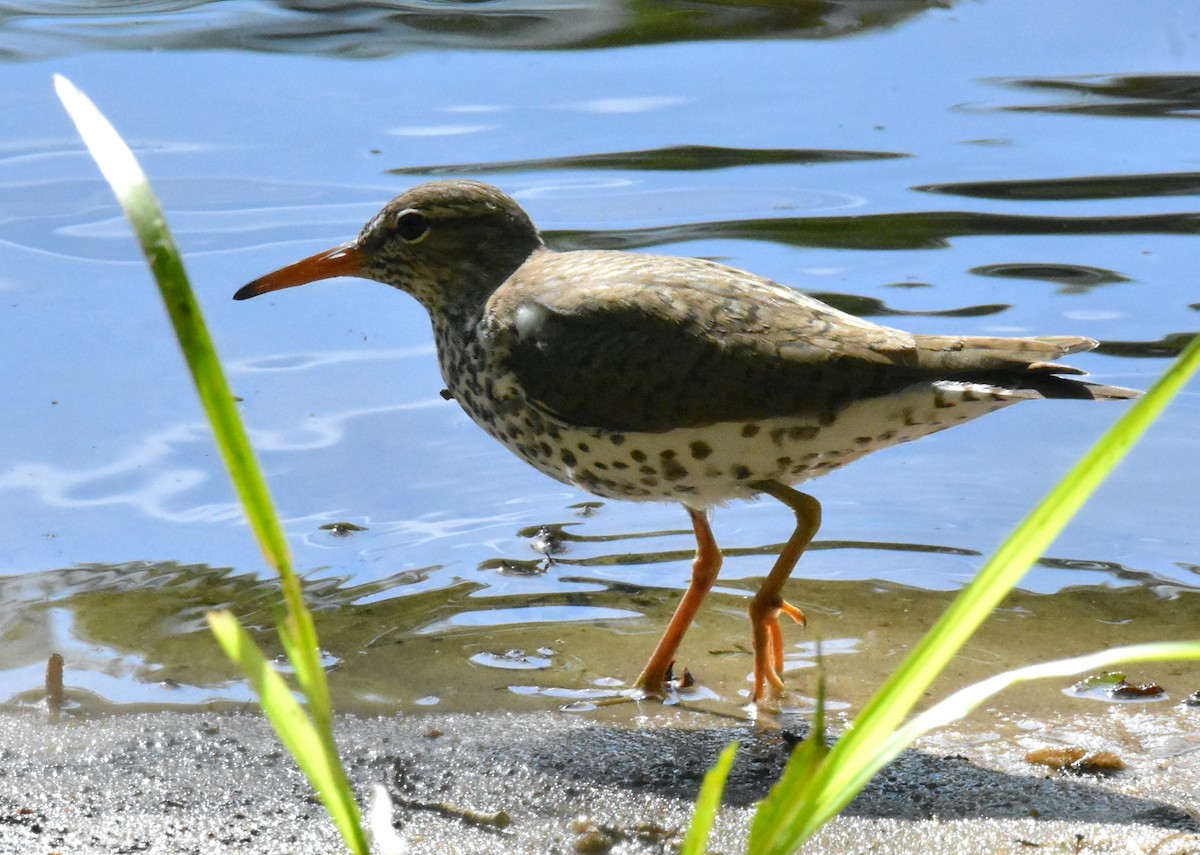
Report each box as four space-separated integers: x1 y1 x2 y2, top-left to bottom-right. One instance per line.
1 0 1197 716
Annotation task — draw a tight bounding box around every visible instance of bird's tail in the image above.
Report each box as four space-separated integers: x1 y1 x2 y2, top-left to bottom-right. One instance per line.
916 333 1139 400
960 372 1140 401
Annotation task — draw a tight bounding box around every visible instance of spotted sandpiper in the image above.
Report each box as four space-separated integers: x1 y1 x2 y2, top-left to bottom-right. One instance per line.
235 179 1137 701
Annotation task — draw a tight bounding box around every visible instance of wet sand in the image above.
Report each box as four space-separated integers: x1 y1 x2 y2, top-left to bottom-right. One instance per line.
2 701 1197 854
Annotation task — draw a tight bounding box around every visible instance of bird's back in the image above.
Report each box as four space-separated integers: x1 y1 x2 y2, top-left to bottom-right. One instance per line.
484 249 1135 435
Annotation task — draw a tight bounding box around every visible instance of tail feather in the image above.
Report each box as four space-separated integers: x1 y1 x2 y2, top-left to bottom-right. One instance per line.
958 373 1140 401
913 333 1139 400
914 334 1098 372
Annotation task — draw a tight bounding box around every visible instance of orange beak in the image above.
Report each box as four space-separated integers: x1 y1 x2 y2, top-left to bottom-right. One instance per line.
233 244 366 301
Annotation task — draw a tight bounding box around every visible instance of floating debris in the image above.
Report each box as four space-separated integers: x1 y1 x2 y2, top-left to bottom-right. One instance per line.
1108 679 1165 699
478 557 547 576
45 653 64 723
1071 671 1166 701
319 521 368 536
569 501 604 518
1025 746 1126 776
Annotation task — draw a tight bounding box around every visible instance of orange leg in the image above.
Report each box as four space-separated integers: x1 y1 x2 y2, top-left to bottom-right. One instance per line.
748 481 821 701
634 506 723 696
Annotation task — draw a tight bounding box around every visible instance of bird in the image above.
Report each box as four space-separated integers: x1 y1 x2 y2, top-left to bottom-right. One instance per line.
235 179 1138 702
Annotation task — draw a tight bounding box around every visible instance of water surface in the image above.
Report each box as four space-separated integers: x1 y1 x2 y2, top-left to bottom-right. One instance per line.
1 0 1197 716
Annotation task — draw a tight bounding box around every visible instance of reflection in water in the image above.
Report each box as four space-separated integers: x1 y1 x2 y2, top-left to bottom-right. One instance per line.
227 347 435 374
547 210 1200 253
470 649 554 670
917 172 1200 202
389 144 909 176
1037 557 1200 598
0 422 242 525
1095 332 1198 359
0 399 440 523
0 0 944 59
0 179 387 260
493 520 980 574
4 545 1196 717
970 263 1131 296
998 73 1200 120
805 291 1009 318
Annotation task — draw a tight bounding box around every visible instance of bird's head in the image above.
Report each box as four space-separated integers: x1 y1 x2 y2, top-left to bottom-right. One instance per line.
234 180 544 317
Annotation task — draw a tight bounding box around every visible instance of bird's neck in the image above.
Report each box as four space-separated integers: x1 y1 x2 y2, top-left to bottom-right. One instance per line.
416 239 544 319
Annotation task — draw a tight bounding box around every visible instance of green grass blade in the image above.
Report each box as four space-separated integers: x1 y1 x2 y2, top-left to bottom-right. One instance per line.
679 741 740 855
53 71 334 727
208 612 368 851
50 76 332 716
749 332 1200 853
748 672 829 847
55 74 361 851
880 641 1200 761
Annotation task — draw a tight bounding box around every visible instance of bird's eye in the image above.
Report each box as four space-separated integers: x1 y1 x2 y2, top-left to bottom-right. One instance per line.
396 210 430 243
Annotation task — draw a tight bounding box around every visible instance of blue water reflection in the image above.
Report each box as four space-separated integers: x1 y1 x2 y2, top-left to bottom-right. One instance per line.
1 0 1197 710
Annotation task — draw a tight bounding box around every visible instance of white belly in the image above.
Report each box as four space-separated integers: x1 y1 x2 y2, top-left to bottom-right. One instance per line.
467 380 1019 508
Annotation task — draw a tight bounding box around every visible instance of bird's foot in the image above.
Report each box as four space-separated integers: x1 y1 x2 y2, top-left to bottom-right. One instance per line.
632 660 671 700
632 659 695 700
749 596 807 702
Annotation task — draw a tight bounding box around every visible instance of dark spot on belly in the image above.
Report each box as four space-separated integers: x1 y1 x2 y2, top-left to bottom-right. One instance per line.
741 424 760 438
580 472 617 491
577 442 591 453
776 425 819 443
661 457 688 482
630 449 647 463
561 449 578 467
612 461 629 470
689 441 713 460
639 465 656 475
610 434 626 446
731 464 752 480
640 476 659 487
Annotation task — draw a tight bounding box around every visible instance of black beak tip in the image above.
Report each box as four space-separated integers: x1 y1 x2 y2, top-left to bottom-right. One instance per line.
232 282 259 301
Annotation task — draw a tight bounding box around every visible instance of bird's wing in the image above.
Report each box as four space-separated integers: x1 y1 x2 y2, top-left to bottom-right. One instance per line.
488 251 936 433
